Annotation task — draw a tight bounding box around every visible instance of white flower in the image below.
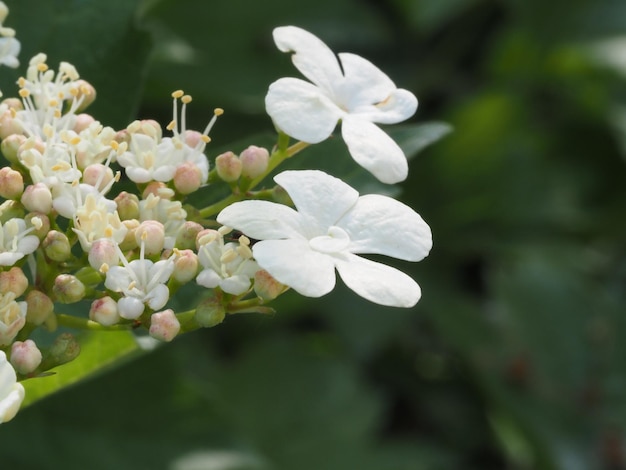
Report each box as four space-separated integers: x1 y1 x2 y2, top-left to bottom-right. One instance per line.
217 170 432 307
117 132 178 184
0 36 19 68
0 350 24 423
73 193 127 251
196 229 259 295
265 26 418 184
0 291 26 346
138 193 187 249
0 218 40 266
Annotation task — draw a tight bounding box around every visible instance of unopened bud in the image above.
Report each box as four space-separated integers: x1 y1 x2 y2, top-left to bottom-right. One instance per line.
183 130 203 148
41 333 80 369
1 134 26 164
73 80 96 112
119 219 139 251
88 238 119 270
172 249 199 283
142 181 168 199
195 297 226 328
0 294 26 346
0 109 23 140
73 113 95 133
43 230 71 262
89 296 120 326
82 163 114 191
52 274 85 304
149 309 180 342
0 267 28 297
135 220 165 255
114 191 140 220
239 145 269 179
215 151 242 182
21 183 52 213
175 221 203 250
10 339 42 375
253 269 286 301
173 162 203 195
0 167 23 199
25 290 54 325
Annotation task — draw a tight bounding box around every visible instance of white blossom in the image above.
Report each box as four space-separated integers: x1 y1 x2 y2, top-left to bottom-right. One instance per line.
217 170 432 307
0 291 26 345
0 218 40 266
265 26 418 184
0 350 24 423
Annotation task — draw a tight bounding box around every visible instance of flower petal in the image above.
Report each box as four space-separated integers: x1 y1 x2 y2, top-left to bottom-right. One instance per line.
349 88 418 125
337 52 396 109
217 200 307 240
339 194 432 261
253 239 336 298
341 116 408 184
273 170 359 231
335 254 421 307
273 26 343 94
265 77 342 143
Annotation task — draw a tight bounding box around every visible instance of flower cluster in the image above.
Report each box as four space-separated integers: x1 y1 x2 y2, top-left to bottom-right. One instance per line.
0 5 433 424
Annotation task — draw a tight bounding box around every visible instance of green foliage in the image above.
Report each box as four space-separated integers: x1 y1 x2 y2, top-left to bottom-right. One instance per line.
1 0 626 469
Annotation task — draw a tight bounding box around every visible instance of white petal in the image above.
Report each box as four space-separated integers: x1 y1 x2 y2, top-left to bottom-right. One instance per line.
16 235 40 257
0 352 17 397
217 200 307 240
335 254 421 307
152 165 177 182
265 78 342 143
274 170 359 231
118 296 145 320
341 116 408 184
104 266 132 292
253 239 336 298
337 52 396 109
273 26 344 94
146 284 169 311
196 269 221 288
352 88 418 124
0 383 24 423
220 275 252 295
0 253 23 266
125 167 152 184
339 194 432 261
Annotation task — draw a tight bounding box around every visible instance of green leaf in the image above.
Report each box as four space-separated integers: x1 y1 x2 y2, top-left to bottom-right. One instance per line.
21 330 141 407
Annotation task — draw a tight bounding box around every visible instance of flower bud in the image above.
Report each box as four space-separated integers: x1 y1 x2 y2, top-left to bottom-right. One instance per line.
0 109 23 140
215 151 242 182
43 230 71 262
240 145 269 179
21 183 52 213
253 269 286 301
149 309 180 342
82 163 114 191
195 297 226 328
119 219 139 251
89 296 120 326
1 134 26 164
142 181 169 199
114 191 140 220
88 238 119 270
52 274 85 304
74 80 97 112
0 200 23 223
25 290 54 325
41 333 80 370
0 267 28 297
172 249 199 283
183 130 203 148
1 98 22 112
0 293 26 346
0 167 23 199
10 339 42 375
175 221 203 250
135 220 165 255
173 162 203 195
73 113 95 133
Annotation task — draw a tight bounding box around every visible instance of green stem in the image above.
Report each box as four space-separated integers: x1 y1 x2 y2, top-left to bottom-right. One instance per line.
56 314 132 331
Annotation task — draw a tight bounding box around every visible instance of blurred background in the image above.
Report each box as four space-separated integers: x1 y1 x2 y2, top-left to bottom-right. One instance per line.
2 0 626 468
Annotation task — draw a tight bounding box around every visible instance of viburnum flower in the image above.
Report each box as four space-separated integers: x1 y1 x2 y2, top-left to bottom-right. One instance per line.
0 350 24 423
0 217 41 266
265 26 418 184
217 170 432 307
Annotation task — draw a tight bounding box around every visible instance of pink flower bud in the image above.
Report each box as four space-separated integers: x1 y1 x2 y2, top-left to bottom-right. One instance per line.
253 269 286 301
89 296 120 326
10 339 42 375
142 181 168 199
114 191 140 220
183 130 203 148
0 134 26 164
173 162 202 195
215 151 242 182
172 249 199 283
43 230 71 262
25 290 54 325
82 163 114 191
21 183 52 213
135 220 165 255
52 274 86 304
72 113 95 133
239 145 269 179
0 109 23 140
88 238 119 270
73 80 97 112
175 221 203 250
149 309 180 342
0 267 28 297
0 167 23 199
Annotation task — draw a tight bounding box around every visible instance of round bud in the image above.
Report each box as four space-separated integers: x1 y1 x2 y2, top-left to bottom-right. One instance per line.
52 274 86 304
0 167 23 199
72 113 96 133
149 309 180 342
25 290 54 325
1 134 26 164
175 221 203 250
172 249 199 283
239 145 269 179
195 297 226 328
114 191 140 220
173 162 203 195
43 230 71 262
215 151 242 183
21 183 52 213
0 267 28 298
82 163 114 191
10 339 42 375
88 238 120 271
253 269 286 301
89 296 120 326
135 220 165 255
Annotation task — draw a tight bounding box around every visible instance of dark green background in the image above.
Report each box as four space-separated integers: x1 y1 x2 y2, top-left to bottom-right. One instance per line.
2 0 626 468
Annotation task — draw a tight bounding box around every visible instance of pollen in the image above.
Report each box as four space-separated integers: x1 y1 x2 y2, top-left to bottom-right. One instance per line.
214 108 224 116
171 90 184 99
181 95 192 104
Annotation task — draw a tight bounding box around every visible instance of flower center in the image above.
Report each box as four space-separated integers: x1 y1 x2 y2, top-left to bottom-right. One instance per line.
309 226 350 254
